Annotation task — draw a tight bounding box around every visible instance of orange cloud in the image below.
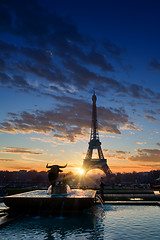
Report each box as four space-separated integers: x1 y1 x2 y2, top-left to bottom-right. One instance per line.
1 147 44 155
0 98 136 142
144 115 157 122
128 149 160 162
0 158 15 162
103 149 130 160
136 142 147 145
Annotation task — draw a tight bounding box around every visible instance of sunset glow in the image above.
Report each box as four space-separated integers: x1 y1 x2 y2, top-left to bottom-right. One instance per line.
79 169 85 175
0 0 160 174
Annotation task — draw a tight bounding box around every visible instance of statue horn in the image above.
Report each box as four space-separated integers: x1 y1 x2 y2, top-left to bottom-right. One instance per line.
59 164 67 168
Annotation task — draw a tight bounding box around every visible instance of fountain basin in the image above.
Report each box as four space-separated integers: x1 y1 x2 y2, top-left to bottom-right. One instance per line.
4 189 96 215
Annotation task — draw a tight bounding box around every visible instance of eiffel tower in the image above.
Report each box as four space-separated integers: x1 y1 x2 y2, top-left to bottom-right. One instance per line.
82 92 111 175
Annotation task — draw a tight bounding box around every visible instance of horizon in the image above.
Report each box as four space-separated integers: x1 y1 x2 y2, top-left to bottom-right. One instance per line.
0 0 160 174
0 168 159 175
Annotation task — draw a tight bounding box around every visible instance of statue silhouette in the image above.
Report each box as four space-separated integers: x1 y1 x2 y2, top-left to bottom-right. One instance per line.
46 163 67 192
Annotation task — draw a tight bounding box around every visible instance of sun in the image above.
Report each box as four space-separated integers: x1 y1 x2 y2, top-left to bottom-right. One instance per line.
79 168 85 175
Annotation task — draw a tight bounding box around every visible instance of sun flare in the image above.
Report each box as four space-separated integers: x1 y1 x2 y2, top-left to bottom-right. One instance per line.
79 168 85 175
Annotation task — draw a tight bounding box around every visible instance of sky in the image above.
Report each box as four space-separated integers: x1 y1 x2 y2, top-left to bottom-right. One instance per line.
0 0 160 174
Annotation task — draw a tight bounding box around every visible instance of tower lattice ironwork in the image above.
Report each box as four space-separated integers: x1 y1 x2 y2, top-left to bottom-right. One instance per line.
82 92 111 175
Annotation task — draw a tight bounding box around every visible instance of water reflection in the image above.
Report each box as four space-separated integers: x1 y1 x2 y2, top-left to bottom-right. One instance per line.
0 208 105 240
1 205 160 240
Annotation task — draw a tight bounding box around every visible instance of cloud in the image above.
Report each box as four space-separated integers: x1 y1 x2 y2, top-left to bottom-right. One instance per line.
0 71 37 92
128 149 160 162
62 45 115 72
0 58 6 71
144 115 157 122
81 50 115 72
139 164 160 168
0 97 133 141
21 47 53 67
1 147 44 155
0 72 12 85
30 137 63 145
13 75 33 89
0 158 15 162
129 84 145 99
110 165 141 170
136 142 147 145
148 58 160 71
103 149 130 160
0 40 17 55
120 122 140 131
144 109 156 115
16 61 67 85
0 0 158 101
103 38 125 57
63 58 125 91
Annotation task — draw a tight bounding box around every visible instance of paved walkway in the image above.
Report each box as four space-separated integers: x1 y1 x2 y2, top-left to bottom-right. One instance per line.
104 200 160 205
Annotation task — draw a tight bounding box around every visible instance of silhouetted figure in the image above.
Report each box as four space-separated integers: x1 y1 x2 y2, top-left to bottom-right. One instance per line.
46 163 67 192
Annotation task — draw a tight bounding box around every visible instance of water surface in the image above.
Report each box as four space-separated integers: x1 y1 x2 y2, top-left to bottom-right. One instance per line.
0 205 160 239
5 189 96 198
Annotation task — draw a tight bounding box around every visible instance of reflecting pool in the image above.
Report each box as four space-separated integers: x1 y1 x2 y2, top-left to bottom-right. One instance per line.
0 205 160 239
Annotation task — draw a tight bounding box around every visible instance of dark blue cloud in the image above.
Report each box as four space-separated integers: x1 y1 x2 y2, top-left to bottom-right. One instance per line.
0 0 159 102
148 58 160 71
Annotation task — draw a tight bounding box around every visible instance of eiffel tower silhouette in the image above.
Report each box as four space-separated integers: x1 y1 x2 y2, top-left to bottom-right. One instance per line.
82 92 111 175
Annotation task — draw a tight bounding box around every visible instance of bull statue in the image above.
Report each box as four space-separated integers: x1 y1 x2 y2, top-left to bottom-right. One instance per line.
46 163 67 193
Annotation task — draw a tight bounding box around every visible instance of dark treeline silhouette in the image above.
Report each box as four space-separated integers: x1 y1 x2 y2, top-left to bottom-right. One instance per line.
0 170 75 189
112 170 160 188
0 170 160 189
0 170 48 188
